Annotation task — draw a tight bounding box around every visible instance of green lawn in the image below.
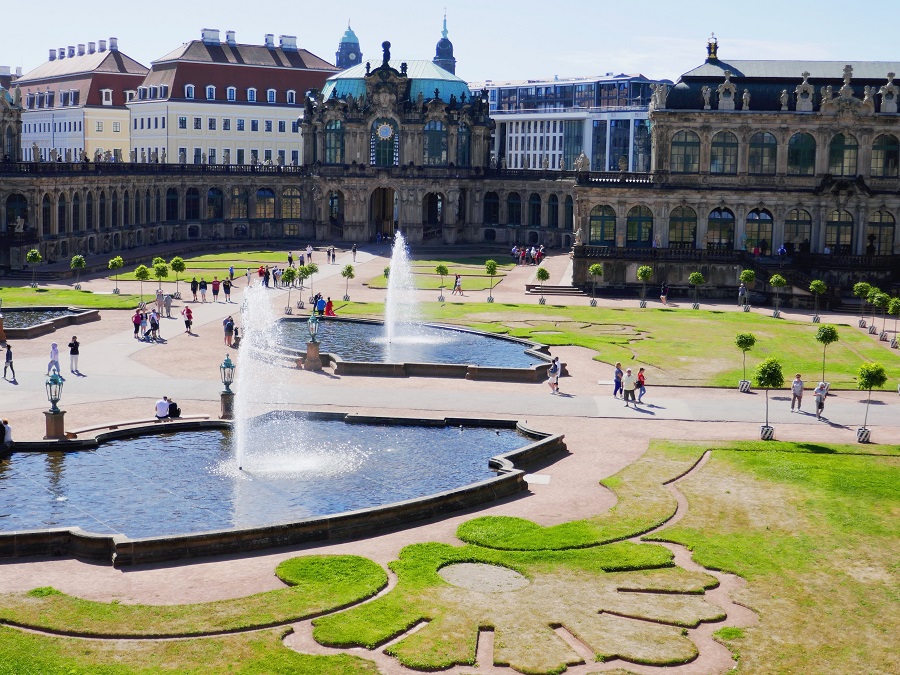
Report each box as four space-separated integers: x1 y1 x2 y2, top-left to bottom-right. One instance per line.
0 286 142 309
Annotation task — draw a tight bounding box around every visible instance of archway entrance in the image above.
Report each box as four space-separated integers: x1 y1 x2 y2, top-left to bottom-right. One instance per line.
370 187 397 240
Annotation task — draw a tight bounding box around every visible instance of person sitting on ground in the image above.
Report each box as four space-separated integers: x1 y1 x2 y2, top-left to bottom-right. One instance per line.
167 399 181 418
155 396 170 421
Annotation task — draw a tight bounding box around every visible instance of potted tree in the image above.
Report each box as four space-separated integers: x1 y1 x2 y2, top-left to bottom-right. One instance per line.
306 262 319 303
872 291 890 341
435 264 449 301
484 260 498 303
170 256 186 299
815 324 839 386
153 260 169 290
865 286 882 334
536 266 550 305
108 255 124 294
636 265 652 308
739 269 755 312
769 273 787 318
809 279 826 323
888 297 900 349
341 263 355 301
688 271 705 309
853 281 871 328
134 264 150 301
755 356 784 440
294 265 310 309
856 362 887 443
588 263 603 307
280 266 297 313
735 332 756 392
70 254 86 290
26 248 42 288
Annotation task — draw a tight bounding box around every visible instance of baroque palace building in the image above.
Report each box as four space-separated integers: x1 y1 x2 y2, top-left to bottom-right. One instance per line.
0 35 897 297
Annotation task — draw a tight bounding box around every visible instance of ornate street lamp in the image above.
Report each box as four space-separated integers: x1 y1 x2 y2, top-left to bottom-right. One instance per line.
304 313 323 371
307 313 320 343
220 354 236 393
46 372 64 413
43 372 66 439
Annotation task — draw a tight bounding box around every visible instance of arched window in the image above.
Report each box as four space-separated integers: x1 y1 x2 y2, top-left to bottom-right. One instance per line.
230 188 248 219
255 188 275 219
111 191 119 227
423 120 448 166
123 190 130 226
784 209 812 252
325 120 345 164
207 188 224 220
143 190 151 224
165 188 178 222
564 196 574 230
423 193 444 225
528 193 542 227
72 193 81 231
748 132 777 175
707 208 735 249
670 130 700 173
457 124 471 167
828 133 858 176
548 194 559 229
85 191 94 230
328 190 344 223
866 210 895 255
626 205 653 247
41 194 52 236
826 210 854 254
185 188 200 220
589 205 616 246
787 133 816 175
871 134 899 177
155 190 161 224
371 118 398 166
99 191 107 229
282 188 301 218
226 86 236 102
710 131 738 174
483 192 499 224
506 193 522 225
668 206 697 249
745 209 774 253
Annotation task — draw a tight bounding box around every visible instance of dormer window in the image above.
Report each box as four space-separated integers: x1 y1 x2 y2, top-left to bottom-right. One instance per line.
286 90 296 104
149 86 158 99
69 89 78 105
138 87 147 100
160 85 168 98
185 84 195 99
247 88 257 102
60 91 69 106
267 89 276 103
101 89 112 105
227 86 236 101
46 92 55 107
206 85 215 100
125 90 136 102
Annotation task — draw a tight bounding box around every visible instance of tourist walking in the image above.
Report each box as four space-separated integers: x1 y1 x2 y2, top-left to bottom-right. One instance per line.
47 342 62 377
190 277 199 302
149 310 161 340
351 244 357 262
164 293 173 318
246 268 252 286
68 336 80 373
547 357 561 394
3 344 15 381
155 289 165 314
613 362 623 398
306 244 313 262
211 276 221 302
738 282 747 307
454 274 463 295
229 264 235 282
140 311 149 339
223 278 232 302
181 305 193 334
330 245 336 263
791 373 804 412
637 367 647 403
132 309 142 339
198 278 208 302
813 381 827 420
288 251 294 267
622 368 638 407
659 282 669 305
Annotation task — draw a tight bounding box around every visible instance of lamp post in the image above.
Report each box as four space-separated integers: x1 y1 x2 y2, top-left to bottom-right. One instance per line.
220 354 236 419
43 372 66 439
303 313 323 371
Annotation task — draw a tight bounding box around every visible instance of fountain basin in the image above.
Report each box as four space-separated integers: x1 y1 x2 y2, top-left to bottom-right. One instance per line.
0 306 100 339
0 413 565 566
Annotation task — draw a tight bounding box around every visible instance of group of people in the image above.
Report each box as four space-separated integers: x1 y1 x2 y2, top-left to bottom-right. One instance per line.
791 374 830 420
511 245 546 266
313 294 336 316
450 274 464 296
612 362 647 407
189 277 232 303
132 307 165 341
154 395 181 422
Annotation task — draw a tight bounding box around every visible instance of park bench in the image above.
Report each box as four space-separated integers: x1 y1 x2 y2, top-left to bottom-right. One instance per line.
65 414 210 439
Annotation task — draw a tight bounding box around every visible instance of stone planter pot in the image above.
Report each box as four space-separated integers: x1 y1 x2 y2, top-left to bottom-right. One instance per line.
859 319 867 328
857 427 871 443
868 325 877 335
739 379 751 393
539 297 546 305
296 300 305 309
438 294 445 302
891 338 898 349
760 425 775 440
772 310 781 318
880 331 888 341
589 298 597 307
487 296 495 303
74 284 82 291
343 294 350 301
813 315 820 323
692 302 700 310
743 305 751 312
284 306 293 315
639 300 647 308
112 288 121 295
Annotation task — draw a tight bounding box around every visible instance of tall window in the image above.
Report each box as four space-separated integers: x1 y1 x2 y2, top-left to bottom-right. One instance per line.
267 89 276 103
748 132 777 175
247 88 256 102
282 188 301 218
165 188 178 221
589 205 616 246
745 209 774 252
548 194 559 228
457 124 471 167
57 194 68 233
828 133 858 176
787 133 816 175
670 130 700 173
371 119 398 166
328 191 344 223
99 192 107 229
483 192 499 224
706 208 735 249
185 85 195 99
608 119 630 170
423 121 448 166
255 188 275 219
710 131 738 174
870 134 899 177
668 206 697 249
564 196 574 230
230 188 249 219
227 87 236 101
72 193 81 231
528 193 541 227
185 188 200 220
784 209 812 250
626 205 653 247
111 191 119 227
866 210 895 255
826 210 854 254
85 192 94 230
206 188 224 220
506 193 522 225
632 120 651 173
325 120 345 164
123 190 130 226
206 86 215 100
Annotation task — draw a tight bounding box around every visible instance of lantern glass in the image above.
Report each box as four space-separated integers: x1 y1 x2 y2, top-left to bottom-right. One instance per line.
307 314 319 342
45 373 64 413
220 355 235 392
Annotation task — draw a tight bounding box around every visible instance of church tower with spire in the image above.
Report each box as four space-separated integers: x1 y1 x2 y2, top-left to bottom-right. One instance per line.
335 22 362 70
433 14 456 74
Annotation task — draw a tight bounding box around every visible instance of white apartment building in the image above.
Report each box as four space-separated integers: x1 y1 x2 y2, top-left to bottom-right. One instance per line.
128 29 337 165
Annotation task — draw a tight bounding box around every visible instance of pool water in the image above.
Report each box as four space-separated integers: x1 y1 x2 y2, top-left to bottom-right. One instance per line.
1 309 76 328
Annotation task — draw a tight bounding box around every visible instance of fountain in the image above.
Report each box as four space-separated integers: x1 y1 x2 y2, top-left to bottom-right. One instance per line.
383 230 421 344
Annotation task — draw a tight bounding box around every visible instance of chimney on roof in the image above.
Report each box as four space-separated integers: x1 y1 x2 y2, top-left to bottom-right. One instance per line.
98 39 107 52
109 37 118 51
77 44 85 56
264 33 275 48
225 30 236 46
0 67 9 76
16 67 22 77
49 49 57 61
67 46 75 58
58 48 66 60
201 28 220 45
88 42 96 54
280 35 297 51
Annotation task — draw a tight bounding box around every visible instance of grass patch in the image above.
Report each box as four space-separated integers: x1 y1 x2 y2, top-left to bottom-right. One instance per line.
366 272 505 291
0 287 142 309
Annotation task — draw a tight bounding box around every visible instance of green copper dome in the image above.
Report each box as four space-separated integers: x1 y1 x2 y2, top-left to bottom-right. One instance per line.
341 26 359 44
321 59 472 103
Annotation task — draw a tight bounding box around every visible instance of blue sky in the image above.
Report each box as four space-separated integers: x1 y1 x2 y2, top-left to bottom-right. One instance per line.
5 0 898 83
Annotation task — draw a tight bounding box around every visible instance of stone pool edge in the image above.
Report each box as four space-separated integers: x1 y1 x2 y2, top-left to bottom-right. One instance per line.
0 413 566 567
1 306 101 340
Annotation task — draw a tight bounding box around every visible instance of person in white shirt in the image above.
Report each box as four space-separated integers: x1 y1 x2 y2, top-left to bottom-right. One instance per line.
622 368 638 407
155 396 171 421
813 382 828 420
47 342 61 377
791 374 804 412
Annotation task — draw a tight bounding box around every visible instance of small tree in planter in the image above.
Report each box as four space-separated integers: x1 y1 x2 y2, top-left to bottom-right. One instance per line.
435 264 449 301
739 269 755 311
688 271 705 309
294 265 310 309
888 297 900 348
755 357 784 440
484 260 498 303
153 261 169 290
170 256 186 299
588 263 603 307
280 266 297 313
636 265 653 308
108 255 123 294
856 362 887 443
735 333 756 392
341 264 355 301
815 324 839 384
865 286 882 334
872 291 890 340
853 281 871 328
134 264 150 301
26 248 42 287
70 254 86 290
536 266 550 305
769 273 787 317
306 262 319 302
809 279 826 323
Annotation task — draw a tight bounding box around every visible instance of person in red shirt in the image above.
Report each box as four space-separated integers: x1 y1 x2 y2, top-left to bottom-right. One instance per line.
211 276 221 302
637 367 647 403
181 306 193 334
